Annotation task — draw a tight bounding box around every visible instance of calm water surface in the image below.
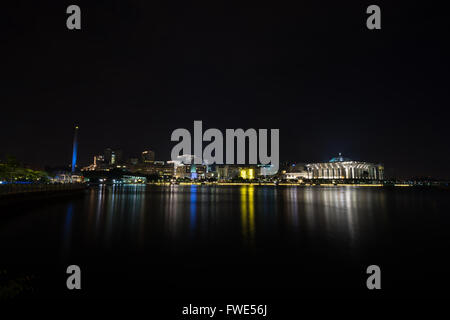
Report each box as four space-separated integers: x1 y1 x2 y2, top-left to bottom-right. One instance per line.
1 185 449 299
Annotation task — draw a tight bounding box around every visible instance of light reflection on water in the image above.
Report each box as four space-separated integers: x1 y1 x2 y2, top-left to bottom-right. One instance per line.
62 185 390 256
241 185 255 247
61 203 73 260
190 185 197 234
2 184 448 298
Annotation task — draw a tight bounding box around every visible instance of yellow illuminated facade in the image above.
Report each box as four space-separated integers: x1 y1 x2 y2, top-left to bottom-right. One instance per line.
240 168 255 180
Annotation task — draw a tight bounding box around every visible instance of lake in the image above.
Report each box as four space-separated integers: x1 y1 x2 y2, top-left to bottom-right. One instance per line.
1 185 449 299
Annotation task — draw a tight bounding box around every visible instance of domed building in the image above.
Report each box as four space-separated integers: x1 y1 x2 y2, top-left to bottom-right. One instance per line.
306 153 384 180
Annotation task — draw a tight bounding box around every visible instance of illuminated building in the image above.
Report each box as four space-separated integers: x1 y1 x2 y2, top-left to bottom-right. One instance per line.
175 164 191 179
94 155 104 166
104 148 122 165
216 165 259 180
142 150 155 163
121 175 146 184
52 173 84 183
205 164 217 179
306 153 384 180
240 168 255 180
174 164 206 179
82 149 128 172
259 164 277 177
82 154 108 171
217 165 240 180
169 155 206 179
281 163 308 180
131 161 174 177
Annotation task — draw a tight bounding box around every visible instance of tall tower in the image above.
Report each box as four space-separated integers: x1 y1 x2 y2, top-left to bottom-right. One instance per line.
71 125 79 173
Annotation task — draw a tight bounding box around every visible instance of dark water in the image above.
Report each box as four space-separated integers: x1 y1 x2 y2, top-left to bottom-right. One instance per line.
1 185 450 299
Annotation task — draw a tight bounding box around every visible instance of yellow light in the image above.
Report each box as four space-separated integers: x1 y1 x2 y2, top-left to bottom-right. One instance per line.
239 168 255 180
249 169 254 180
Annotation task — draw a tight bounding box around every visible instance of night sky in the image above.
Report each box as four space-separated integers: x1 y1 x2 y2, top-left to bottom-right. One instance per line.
2 1 449 178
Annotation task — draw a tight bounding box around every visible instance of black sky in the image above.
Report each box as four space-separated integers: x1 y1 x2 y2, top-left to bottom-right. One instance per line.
2 1 449 178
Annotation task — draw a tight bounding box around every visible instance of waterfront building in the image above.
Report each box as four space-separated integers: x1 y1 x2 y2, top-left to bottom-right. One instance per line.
51 172 84 184
130 161 174 178
306 153 384 180
281 163 309 180
175 164 191 179
217 165 240 180
216 164 259 180
240 167 255 180
156 161 175 177
170 155 206 179
174 164 206 180
121 175 146 184
205 165 218 179
259 164 277 177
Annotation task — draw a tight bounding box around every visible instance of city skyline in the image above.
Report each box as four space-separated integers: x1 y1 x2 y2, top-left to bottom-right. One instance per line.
2 2 449 179
0 126 445 180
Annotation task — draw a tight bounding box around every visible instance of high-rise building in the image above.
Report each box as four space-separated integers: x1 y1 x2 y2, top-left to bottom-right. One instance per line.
94 155 105 166
104 148 113 164
142 150 155 163
104 148 122 165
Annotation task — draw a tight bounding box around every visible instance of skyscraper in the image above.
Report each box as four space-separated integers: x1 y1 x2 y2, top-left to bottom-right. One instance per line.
142 150 155 163
104 148 122 165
